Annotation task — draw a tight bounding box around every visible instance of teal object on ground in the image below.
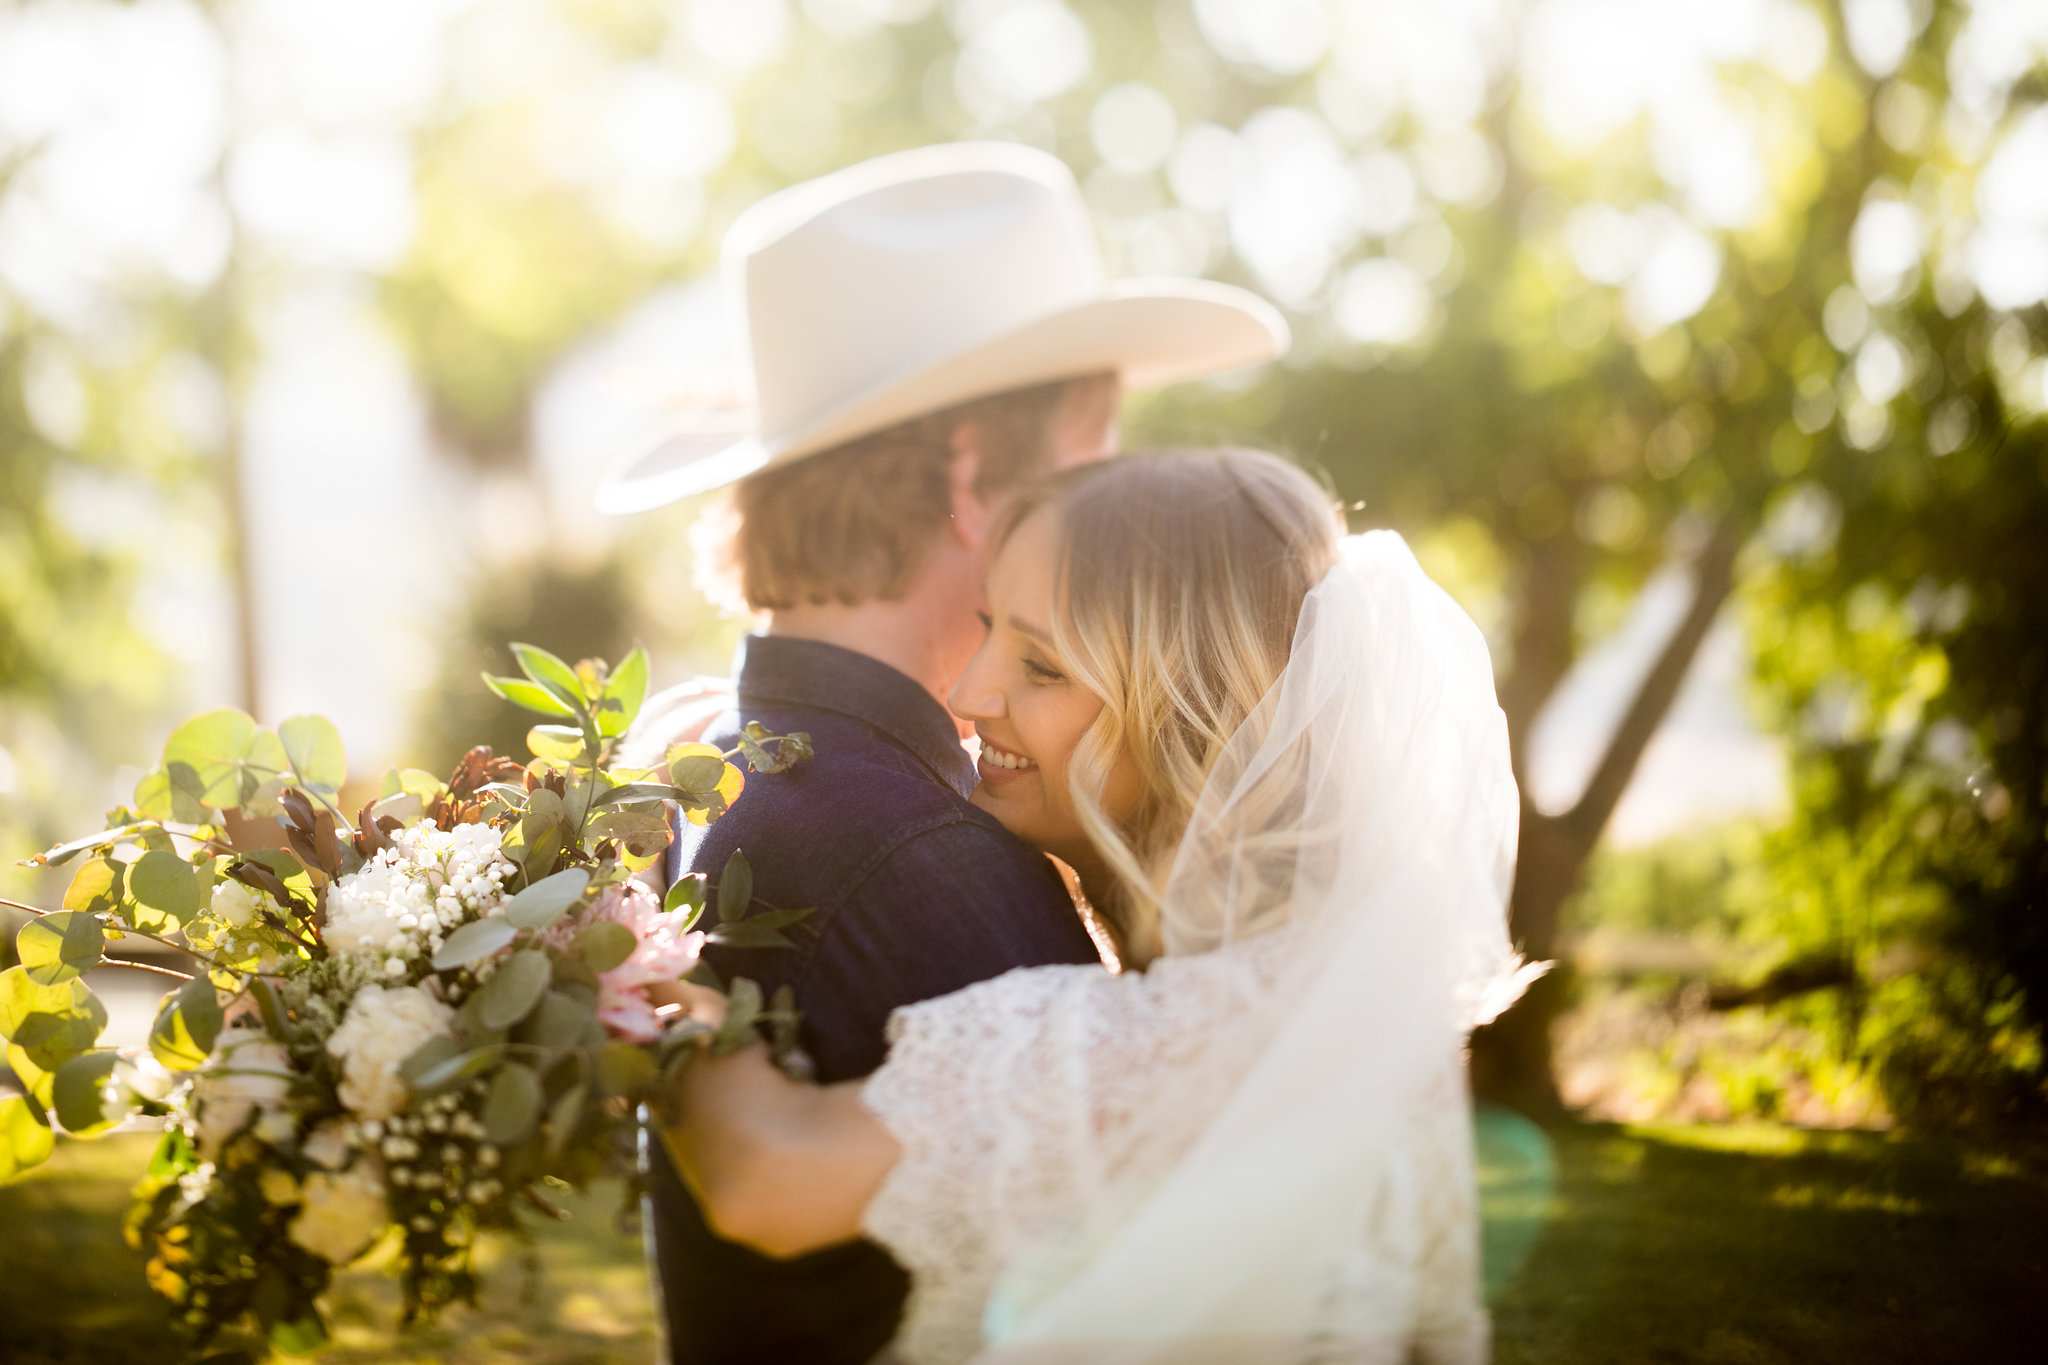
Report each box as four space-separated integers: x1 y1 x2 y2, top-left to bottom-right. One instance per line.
1475 1101 1557 1304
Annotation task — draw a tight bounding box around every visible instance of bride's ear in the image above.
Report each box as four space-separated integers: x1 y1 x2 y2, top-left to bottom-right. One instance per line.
946 436 994 549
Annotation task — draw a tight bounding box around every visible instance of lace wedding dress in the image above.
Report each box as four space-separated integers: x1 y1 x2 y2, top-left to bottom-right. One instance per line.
855 534 1531 1365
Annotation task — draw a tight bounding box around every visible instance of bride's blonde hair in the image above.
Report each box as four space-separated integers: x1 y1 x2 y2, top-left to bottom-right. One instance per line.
997 448 1344 968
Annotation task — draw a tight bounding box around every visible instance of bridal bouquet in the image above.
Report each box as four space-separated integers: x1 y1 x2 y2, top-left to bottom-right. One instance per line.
0 644 809 1357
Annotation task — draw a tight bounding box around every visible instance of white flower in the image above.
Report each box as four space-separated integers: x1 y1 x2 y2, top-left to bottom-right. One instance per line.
191 1028 295 1158
302 1119 353 1170
209 879 273 929
288 1157 388 1264
325 984 455 1120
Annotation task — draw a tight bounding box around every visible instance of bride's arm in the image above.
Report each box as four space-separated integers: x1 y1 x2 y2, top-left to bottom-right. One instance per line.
649 994 901 1259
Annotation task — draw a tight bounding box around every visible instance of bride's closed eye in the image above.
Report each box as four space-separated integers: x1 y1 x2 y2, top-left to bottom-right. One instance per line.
1022 655 1066 685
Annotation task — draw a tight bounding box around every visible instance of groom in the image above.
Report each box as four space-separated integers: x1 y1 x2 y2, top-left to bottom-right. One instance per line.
603 143 1285 1364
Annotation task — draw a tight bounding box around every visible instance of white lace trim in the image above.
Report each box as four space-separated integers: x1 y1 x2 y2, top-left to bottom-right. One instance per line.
858 937 1484 1365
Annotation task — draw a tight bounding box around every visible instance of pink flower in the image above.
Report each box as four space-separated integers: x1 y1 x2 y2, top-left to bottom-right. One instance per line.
557 881 705 1043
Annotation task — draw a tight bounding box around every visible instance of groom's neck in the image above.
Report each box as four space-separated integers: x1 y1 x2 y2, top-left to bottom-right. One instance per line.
766 592 975 732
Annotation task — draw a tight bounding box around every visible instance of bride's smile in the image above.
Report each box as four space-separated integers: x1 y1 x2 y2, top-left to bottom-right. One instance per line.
949 508 1142 882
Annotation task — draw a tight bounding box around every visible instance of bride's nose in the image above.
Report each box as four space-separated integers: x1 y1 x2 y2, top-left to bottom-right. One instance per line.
949 644 1007 723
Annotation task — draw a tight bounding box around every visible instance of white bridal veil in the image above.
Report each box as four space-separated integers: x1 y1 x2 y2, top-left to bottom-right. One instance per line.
980 531 1530 1362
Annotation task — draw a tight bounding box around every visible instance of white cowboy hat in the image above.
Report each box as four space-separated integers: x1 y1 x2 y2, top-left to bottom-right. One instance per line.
594 141 1288 514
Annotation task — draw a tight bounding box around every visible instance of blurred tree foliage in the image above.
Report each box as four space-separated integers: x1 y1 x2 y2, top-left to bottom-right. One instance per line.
2 0 2039 1120
375 0 2044 1116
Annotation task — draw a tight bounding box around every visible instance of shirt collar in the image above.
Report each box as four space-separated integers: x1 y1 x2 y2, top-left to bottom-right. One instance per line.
731 635 977 798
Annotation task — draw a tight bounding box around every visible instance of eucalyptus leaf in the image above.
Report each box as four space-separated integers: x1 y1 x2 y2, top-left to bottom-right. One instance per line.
150 977 220 1072
482 674 576 719
431 917 518 970
502 867 589 932
0 1095 55 1182
408 1047 502 1094
511 642 586 708
482 1063 542 1145
668 754 727 797
574 921 637 974
61 857 124 917
379 767 447 803
278 715 347 794
398 1034 463 1087
129 850 202 927
590 809 671 859
477 950 552 1030
7 1044 53 1108
597 645 649 738
594 1041 658 1097
543 1081 587 1158
52 1050 122 1136
17 911 105 986
526 725 584 763
30 821 153 870
12 1008 104 1073
716 850 753 923
519 991 598 1051
0 967 102 1043
162 709 287 811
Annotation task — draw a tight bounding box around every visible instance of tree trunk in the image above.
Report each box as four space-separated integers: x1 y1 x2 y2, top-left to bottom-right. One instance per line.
1472 519 1743 1118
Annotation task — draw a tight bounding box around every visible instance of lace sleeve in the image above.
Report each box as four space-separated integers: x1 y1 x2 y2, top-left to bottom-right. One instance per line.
857 941 1296 1365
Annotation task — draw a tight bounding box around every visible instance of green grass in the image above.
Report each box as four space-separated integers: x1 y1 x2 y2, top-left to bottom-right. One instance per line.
2 1116 2042 1363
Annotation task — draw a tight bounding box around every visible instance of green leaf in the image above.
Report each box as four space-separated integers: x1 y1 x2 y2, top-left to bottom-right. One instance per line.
511 642 587 708
669 754 728 797
596 646 649 738
404 1043 503 1095
502 867 590 932
664 874 707 929
7 1044 53 1108
278 715 347 795
431 917 518 970
706 906 812 952
53 1050 122 1137
0 1096 55 1182
62 858 125 918
29 823 153 870
483 674 576 719
129 850 202 928
163 709 288 812
589 809 671 860
0 967 104 1045
149 978 221 1072
482 1063 542 1145
594 1041 658 1097
398 1034 462 1088
17 911 105 986
590 782 687 810
526 725 584 763
710 978 763 1058
477 950 552 1030
543 1081 586 1158
716 850 753 923
515 788 567 875
379 767 447 803
269 1315 329 1356
132 766 203 823
519 991 599 1050
574 921 637 974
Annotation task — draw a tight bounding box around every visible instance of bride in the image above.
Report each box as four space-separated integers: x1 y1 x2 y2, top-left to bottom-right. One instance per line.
649 447 1530 1364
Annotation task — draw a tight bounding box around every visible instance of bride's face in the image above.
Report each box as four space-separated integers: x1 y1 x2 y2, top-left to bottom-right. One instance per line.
950 511 1141 869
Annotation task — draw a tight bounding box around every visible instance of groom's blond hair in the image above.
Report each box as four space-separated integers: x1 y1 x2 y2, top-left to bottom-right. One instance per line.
699 374 1116 613
998 449 1344 968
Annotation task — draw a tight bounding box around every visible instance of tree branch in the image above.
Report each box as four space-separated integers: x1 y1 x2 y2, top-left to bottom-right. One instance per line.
1562 517 1742 846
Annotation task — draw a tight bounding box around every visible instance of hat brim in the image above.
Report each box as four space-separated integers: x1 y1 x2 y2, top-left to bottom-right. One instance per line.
593 279 1287 515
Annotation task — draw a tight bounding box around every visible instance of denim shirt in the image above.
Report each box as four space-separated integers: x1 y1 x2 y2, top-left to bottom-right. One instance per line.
644 635 1100 1365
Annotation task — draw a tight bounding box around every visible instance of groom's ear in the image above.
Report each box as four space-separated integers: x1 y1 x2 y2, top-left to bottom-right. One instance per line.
946 429 994 549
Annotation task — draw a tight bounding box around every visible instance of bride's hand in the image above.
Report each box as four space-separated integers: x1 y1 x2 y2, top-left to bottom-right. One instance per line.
645 978 729 1031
